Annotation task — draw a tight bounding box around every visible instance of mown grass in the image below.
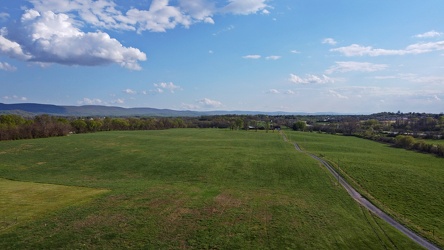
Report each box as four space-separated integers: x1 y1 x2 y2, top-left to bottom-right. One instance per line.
286 131 444 247
0 129 421 249
0 178 107 231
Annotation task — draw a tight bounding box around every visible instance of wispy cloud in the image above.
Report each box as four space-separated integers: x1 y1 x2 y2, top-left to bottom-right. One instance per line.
2 95 27 101
0 62 17 72
331 41 444 56
123 89 137 95
326 61 388 74
414 30 442 38
289 74 335 84
266 55 281 60
267 89 296 95
328 89 348 99
222 0 269 15
0 12 9 22
243 54 261 59
77 97 103 105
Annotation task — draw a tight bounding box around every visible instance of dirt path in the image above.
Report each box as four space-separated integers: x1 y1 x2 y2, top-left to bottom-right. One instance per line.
283 133 440 250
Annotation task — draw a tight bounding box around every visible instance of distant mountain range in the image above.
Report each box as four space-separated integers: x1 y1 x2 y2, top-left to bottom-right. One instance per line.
0 103 341 117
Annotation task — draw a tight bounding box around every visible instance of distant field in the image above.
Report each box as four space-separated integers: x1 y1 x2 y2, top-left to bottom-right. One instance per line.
423 139 444 146
0 129 421 249
286 131 444 247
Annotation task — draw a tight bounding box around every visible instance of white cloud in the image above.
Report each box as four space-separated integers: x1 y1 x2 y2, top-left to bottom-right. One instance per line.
375 74 444 85
267 89 280 94
179 0 216 23
0 10 147 70
267 89 295 95
222 0 269 15
212 25 235 36
0 34 33 61
153 82 182 93
331 41 444 56
113 98 125 104
326 61 388 74
290 50 300 54
123 89 137 95
2 95 27 101
289 73 335 84
30 0 267 33
328 90 348 99
322 38 337 45
198 98 223 108
243 54 261 59
0 62 17 72
78 97 103 105
414 30 442 38
266 55 281 60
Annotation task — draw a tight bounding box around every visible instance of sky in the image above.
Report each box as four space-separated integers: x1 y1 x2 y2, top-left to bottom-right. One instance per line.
1 0 444 114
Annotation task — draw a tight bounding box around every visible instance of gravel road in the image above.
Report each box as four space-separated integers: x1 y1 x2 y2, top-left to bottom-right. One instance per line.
284 132 440 250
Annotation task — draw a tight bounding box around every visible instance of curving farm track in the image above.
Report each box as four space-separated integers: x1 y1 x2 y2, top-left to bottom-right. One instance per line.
282 132 440 250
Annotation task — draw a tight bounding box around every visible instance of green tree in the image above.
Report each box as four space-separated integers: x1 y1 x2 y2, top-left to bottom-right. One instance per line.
292 121 306 131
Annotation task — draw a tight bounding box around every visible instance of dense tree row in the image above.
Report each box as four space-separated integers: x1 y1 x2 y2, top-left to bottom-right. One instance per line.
0 114 188 141
1 113 443 158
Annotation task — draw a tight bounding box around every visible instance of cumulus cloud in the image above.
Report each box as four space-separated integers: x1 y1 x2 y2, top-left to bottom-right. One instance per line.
322 38 337 45
414 30 442 38
290 50 300 54
326 61 388 74
331 41 444 56
153 82 182 93
0 10 147 70
0 34 33 61
289 73 334 84
243 54 261 59
198 98 223 108
30 0 268 33
0 62 17 71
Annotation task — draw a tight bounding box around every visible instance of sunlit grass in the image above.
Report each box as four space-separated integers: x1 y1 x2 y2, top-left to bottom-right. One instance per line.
0 178 107 231
0 129 422 249
286 131 444 247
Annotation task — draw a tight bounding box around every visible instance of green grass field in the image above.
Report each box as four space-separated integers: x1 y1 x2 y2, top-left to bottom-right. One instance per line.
0 129 422 249
286 131 444 247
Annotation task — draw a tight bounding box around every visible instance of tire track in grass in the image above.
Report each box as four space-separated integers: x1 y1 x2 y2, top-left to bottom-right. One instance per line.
281 132 440 250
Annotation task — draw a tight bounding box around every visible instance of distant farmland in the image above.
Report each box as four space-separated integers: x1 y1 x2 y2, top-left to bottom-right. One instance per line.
0 129 433 249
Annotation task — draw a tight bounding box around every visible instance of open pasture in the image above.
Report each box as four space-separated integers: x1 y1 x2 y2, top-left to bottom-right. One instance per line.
0 129 421 249
286 131 444 247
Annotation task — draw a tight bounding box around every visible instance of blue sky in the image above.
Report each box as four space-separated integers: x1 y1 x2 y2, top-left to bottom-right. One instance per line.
1 0 443 113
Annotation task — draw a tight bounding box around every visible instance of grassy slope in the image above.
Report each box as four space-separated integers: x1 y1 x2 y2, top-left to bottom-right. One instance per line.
0 129 420 249
286 131 444 247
